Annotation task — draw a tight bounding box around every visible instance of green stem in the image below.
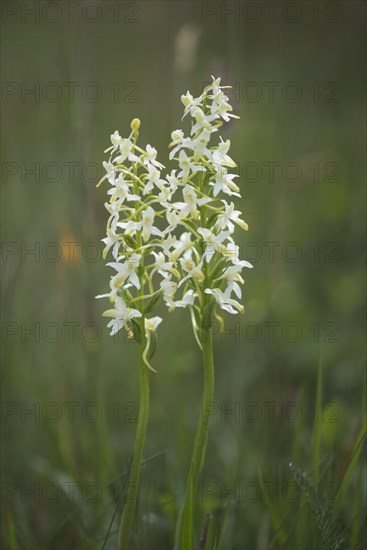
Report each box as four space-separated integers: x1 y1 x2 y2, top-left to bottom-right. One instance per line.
175 307 215 550
118 331 149 549
118 154 150 549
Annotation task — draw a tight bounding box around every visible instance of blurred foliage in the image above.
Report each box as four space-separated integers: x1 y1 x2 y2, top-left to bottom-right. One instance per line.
1 1 366 548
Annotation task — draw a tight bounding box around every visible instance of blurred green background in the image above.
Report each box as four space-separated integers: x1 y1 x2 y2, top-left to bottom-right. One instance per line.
2 1 366 548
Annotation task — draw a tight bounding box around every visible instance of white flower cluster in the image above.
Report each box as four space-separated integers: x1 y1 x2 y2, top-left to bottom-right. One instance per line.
97 76 253 355
96 118 173 371
162 77 253 324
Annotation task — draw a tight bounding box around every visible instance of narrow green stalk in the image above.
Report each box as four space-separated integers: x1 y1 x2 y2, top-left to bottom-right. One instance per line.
118 168 150 549
175 307 215 549
118 331 149 549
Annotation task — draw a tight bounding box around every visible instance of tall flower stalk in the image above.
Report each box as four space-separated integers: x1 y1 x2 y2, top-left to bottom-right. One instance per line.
96 119 175 549
164 77 253 549
96 76 252 549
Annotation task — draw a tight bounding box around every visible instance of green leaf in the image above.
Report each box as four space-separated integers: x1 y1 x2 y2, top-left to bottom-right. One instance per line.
120 288 133 302
193 305 202 332
123 234 137 249
197 238 205 256
334 417 367 514
147 331 157 361
6 513 18 550
258 466 287 544
207 212 220 226
143 291 162 315
312 348 323 475
130 319 142 343
209 259 226 280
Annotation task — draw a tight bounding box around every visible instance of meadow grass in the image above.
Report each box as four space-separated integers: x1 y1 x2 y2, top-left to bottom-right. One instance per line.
3 349 366 549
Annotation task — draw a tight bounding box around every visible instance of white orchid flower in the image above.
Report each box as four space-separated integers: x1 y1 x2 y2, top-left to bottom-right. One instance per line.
142 206 162 242
102 221 121 260
102 296 142 336
168 232 192 262
177 150 205 182
171 289 196 309
143 144 164 169
216 261 253 298
197 227 231 262
110 130 123 146
160 276 178 310
144 316 163 332
150 251 174 278
211 168 240 197
181 90 204 118
179 258 205 286
216 200 249 232
173 186 211 220
204 287 244 314
169 130 192 159
107 254 142 290
212 138 236 168
188 129 212 161
210 90 239 122
166 169 180 191
191 107 217 135
114 139 139 164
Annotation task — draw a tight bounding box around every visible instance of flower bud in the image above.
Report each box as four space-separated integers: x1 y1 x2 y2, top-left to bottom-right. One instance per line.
181 94 190 106
130 118 141 137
